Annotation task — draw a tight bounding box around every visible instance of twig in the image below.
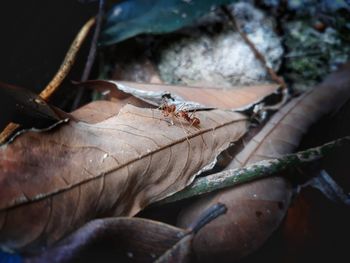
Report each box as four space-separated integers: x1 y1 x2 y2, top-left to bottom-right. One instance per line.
157 136 350 205
221 6 287 91
0 123 20 145
72 0 105 110
0 18 96 144
40 17 96 100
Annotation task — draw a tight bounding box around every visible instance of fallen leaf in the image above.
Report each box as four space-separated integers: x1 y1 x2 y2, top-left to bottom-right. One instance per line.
0 104 248 253
155 235 192 263
178 176 292 263
0 82 64 131
77 80 279 109
277 83 350 262
177 64 350 262
280 187 350 263
24 217 192 263
70 100 129 124
25 202 227 262
117 81 280 109
229 64 350 166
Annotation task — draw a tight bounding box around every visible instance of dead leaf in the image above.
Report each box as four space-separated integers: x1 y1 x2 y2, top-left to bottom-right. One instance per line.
155 235 192 263
177 64 350 262
0 104 248 253
70 100 127 124
0 82 63 131
229 63 350 167
280 187 350 263
178 176 292 262
116 81 279 109
76 80 279 109
24 217 192 263
25 202 227 262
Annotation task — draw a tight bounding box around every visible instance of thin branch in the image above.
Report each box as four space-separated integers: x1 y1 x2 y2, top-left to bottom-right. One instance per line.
0 123 20 145
72 0 105 110
157 136 350 205
221 6 287 91
81 0 105 82
40 17 96 100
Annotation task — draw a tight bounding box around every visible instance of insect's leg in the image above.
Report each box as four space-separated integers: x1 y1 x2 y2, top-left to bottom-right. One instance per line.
178 116 192 146
164 113 175 126
188 108 198 119
189 116 207 148
196 125 208 149
177 103 186 111
163 115 174 126
170 117 175 126
187 110 198 130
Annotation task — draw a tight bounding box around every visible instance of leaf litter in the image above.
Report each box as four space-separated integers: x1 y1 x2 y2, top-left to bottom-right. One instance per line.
0 102 248 253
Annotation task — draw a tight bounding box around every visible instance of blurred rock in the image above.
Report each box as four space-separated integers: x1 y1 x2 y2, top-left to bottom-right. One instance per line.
111 58 162 83
284 20 350 90
157 2 283 88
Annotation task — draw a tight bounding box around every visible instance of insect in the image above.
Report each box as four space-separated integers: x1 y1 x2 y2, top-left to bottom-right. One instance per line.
159 98 207 148
160 100 200 128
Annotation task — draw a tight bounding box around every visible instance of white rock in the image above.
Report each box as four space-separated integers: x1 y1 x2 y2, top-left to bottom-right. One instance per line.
158 2 283 88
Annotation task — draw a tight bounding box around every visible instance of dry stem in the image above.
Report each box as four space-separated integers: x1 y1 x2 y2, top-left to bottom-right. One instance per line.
222 6 287 90
40 17 96 100
158 136 350 205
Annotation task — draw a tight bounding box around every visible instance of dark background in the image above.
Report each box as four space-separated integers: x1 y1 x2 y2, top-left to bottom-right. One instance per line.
0 0 98 100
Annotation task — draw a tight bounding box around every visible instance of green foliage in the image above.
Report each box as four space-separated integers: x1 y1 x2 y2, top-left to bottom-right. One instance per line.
284 20 350 89
100 0 237 46
263 0 350 12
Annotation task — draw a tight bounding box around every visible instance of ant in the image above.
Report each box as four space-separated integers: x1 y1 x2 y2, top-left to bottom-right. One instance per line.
160 99 200 128
158 96 207 148
178 110 200 128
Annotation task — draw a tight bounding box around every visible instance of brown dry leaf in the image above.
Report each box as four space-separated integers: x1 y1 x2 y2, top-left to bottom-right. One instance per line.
74 92 152 120
0 104 248 253
0 82 64 131
177 65 350 262
178 176 292 263
70 100 127 124
77 80 279 109
155 235 192 263
280 187 350 263
25 217 192 263
117 81 279 109
229 63 350 167
70 96 151 125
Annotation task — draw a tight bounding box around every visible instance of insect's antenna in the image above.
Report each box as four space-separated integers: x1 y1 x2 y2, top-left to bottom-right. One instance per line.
186 116 208 149
193 122 208 149
188 110 208 149
152 108 162 124
200 131 208 149
187 109 198 129
151 107 166 124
